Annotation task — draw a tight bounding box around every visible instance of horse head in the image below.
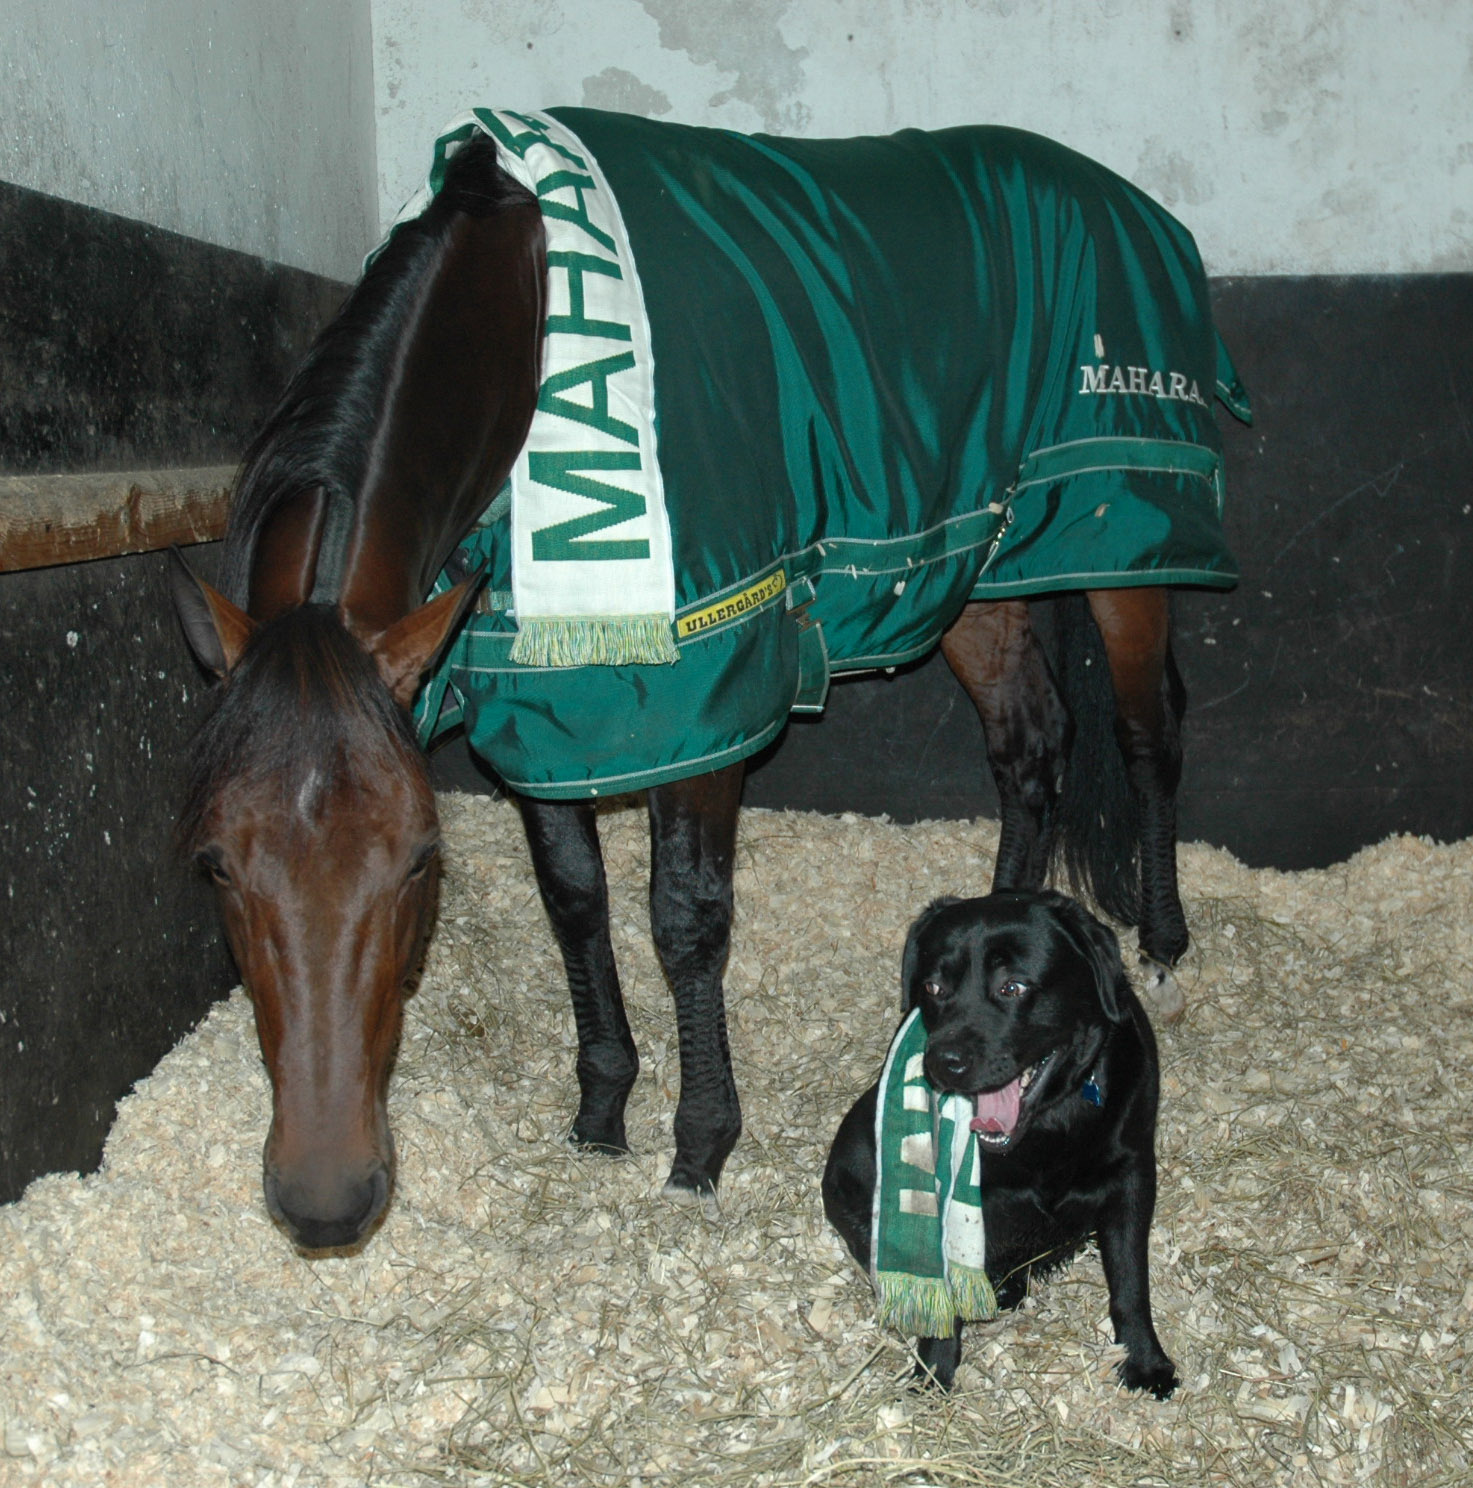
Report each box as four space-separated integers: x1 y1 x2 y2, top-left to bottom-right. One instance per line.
169 553 475 1250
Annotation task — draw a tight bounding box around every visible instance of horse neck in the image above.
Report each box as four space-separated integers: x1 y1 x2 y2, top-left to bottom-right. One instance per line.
250 202 546 634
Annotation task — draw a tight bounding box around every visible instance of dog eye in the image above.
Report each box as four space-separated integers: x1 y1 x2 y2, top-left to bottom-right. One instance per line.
999 978 1029 999
923 980 946 1001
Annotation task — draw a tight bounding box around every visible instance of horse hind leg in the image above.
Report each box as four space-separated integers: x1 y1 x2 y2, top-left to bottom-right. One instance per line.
646 763 745 1202
940 600 1071 892
1084 588 1190 976
518 795 640 1155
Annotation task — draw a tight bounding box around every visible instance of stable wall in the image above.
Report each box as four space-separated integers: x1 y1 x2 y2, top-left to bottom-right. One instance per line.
739 276 1473 869
0 0 377 282
0 184 345 1203
1 0 375 1201
371 0 1471 276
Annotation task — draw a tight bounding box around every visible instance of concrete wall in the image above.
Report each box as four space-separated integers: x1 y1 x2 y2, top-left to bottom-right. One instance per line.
0 0 377 282
372 0 1470 276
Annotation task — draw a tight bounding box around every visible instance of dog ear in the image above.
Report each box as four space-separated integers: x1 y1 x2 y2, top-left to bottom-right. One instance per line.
1057 898 1131 1022
900 896 961 1013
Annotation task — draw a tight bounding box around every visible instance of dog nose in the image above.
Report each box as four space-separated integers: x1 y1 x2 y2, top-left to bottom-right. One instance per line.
927 1046 972 1088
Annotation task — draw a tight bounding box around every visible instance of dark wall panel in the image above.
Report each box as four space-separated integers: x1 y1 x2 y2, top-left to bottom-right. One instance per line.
0 547 235 1200
0 178 343 474
5 169 1470 1209
0 182 346 1201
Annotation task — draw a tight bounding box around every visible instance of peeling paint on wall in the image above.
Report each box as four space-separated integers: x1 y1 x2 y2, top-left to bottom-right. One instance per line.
580 67 673 117
636 0 809 132
1134 140 1214 210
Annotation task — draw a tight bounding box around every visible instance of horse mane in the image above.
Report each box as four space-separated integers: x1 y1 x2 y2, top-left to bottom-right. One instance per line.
220 134 535 606
177 606 424 851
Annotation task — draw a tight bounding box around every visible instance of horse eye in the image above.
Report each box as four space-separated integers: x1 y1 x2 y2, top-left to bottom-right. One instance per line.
999 978 1029 999
196 850 231 886
406 843 440 881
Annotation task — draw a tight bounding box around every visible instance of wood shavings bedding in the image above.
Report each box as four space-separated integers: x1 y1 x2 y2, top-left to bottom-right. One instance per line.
2 795 1470 1486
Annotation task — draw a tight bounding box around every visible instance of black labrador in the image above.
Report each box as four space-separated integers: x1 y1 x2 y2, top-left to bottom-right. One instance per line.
822 889 1178 1398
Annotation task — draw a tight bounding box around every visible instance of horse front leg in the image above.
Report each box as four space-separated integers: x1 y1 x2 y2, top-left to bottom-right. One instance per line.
1085 588 1189 971
518 795 639 1155
940 599 1071 890
647 763 745 1200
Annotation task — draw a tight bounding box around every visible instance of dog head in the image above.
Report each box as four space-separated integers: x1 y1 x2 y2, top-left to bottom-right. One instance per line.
900 889 1130 1150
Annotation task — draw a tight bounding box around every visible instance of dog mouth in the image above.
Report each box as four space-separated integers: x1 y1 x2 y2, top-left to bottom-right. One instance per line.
969 1053 1052 1147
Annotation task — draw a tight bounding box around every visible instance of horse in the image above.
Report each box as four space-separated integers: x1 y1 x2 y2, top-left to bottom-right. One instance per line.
169 109 1245 1251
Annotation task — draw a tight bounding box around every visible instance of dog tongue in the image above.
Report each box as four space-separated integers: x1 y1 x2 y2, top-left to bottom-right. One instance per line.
971 1077 1023 1135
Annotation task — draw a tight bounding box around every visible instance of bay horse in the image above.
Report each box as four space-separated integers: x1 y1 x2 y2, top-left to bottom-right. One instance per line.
170 114 1239 1251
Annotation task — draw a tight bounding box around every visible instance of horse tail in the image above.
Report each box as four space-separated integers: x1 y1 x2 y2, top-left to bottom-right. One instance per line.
1050 593 1141 926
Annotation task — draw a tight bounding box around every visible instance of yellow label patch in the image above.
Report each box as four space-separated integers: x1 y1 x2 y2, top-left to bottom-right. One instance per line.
675 570 787 640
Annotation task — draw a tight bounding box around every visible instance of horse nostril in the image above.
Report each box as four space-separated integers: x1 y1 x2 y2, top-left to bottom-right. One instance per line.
268 1164 391 1252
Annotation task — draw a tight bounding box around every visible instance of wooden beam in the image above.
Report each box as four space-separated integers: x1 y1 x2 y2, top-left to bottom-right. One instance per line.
0 466 236 572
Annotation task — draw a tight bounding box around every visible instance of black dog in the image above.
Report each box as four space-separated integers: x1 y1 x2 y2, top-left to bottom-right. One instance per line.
822 889 1177 1398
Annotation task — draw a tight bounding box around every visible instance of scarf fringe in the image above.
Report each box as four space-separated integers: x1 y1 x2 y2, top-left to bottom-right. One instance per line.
875 1264 998 1339
947 1262 999 1323
875 1271 959 1339
509 614 680 667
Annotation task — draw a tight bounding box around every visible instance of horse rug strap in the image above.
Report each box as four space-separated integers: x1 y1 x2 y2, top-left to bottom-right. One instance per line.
391 108 678 667
871 1009 999 1338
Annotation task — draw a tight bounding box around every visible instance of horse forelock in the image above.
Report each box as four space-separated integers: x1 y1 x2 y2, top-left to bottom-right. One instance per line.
178 606 424 852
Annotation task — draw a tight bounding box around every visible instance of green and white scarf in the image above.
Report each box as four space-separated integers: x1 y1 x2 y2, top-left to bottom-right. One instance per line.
871 1009 999 1337
392 108 678 667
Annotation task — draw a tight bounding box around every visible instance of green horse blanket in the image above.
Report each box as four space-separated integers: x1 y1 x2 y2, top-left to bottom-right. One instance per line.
413 107 1249 799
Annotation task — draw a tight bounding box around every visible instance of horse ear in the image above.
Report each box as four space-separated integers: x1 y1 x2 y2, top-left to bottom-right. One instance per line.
168 547 256 677
364 579 480 710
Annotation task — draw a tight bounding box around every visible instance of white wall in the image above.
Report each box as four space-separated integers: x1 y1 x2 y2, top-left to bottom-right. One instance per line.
1 0 377 283
372 0 1472 277
3 3 1464 281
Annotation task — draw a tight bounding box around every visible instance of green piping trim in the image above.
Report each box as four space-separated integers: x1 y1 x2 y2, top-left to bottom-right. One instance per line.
1014 436 1220 491
974 566 1238 599
495 707 791 800
830 631 952 675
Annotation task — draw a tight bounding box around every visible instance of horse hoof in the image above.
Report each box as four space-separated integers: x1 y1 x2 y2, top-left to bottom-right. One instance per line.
1139 961 1186 1023
567 1125 631 1158
661 1176 721 1217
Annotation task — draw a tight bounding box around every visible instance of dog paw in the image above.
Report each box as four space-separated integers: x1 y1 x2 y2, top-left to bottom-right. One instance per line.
911 1335 961 1392
907 1364 954 1394
1138 961 1186 1024
1118 1355 1179 1400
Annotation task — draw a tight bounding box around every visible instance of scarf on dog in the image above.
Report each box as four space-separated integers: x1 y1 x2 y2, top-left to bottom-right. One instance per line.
870 1009 998 1337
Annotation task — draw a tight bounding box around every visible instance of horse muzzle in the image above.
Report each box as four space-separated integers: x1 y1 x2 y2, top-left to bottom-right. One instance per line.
263 1152 394 1253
